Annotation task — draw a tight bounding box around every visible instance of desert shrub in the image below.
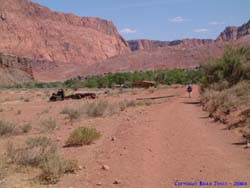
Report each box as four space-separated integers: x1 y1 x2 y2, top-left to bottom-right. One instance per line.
61 106 82 123
118 101 127 111
65 127 101 147
40 117 57 133
201 47 250 123
208 80 230 91
7 136 78 184
40 159 79 183
41 108 49 114
85 100 109 117
144 99 153 106
201 81 250 115
21 123 32 133
38 153 65 184
0 121 18 136
124 100 137 107
148 87 155 93
7 137 56 166
131 89 138 95
201 47 250 90
0 154 7 180
63 160 79 173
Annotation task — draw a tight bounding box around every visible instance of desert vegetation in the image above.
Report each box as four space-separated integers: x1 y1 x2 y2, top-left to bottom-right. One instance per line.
39 117 58 133
0 154 7 180
65 127 101 147
201 47 250 132
0 69 202 89
6 136 78 184
61 99 154 123
0 120 19 136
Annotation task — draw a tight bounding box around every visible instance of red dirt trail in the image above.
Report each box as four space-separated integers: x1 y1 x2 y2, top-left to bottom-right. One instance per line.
59 86 250 188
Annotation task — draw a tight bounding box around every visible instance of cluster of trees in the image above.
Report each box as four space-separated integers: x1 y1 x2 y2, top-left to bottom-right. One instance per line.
82 69 202 88
0 69 202 89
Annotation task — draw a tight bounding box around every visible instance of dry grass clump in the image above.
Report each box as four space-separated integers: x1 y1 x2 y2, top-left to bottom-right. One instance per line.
65 127 101 147
131 89 138 95
40 117 57 133
61 98 154 121
21 123 32 133
0 154 7 180
118 101 127 111
0 121 18 136
143 99 153 106
38 154 78 184
0 121 33 135
41 108 49 114
118 99 153 111
148 87 155 93
201 81 250 129
7 136 78 184
7 137 56 167
201 81 250 115
61 106 82 123
85 100 109 117
84 100 142 117
61 101 114 120
125 99 137 107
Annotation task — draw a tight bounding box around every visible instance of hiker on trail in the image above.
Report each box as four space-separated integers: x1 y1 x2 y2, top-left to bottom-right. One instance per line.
187 84 193 98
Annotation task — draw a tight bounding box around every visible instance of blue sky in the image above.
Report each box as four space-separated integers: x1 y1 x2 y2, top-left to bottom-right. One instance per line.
31 0 250 41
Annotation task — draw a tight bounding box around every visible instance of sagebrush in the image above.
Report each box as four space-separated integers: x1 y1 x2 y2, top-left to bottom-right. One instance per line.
65 127 101 147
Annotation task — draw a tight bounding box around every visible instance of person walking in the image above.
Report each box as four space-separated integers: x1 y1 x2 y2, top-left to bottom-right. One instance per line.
187 84 193 98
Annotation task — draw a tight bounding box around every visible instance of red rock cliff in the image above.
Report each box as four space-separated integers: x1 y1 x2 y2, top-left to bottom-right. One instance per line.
217 20 250 41
0 0 130 65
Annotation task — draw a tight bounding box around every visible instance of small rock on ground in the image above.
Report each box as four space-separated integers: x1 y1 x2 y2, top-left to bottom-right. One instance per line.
102 165 110 171
113 180 121 184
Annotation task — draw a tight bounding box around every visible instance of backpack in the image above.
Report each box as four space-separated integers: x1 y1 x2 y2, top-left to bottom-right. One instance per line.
187 85 192 92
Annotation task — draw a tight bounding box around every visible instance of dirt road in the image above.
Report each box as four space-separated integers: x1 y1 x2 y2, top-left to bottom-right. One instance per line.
58 86 250 188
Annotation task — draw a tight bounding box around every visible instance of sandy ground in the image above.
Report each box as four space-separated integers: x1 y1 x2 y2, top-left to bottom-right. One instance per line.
0 86 250 188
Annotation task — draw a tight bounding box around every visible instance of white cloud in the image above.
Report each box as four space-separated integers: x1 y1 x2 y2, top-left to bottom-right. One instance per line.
169 16 188 23
120 28 137 34
209 21 225 25
194 28 209 33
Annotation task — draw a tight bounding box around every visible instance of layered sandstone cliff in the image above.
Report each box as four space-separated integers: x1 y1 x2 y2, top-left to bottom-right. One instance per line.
217 20 250 41
0 0 130 65
127 39 214 51
128 40 171 51
0 53 34 84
